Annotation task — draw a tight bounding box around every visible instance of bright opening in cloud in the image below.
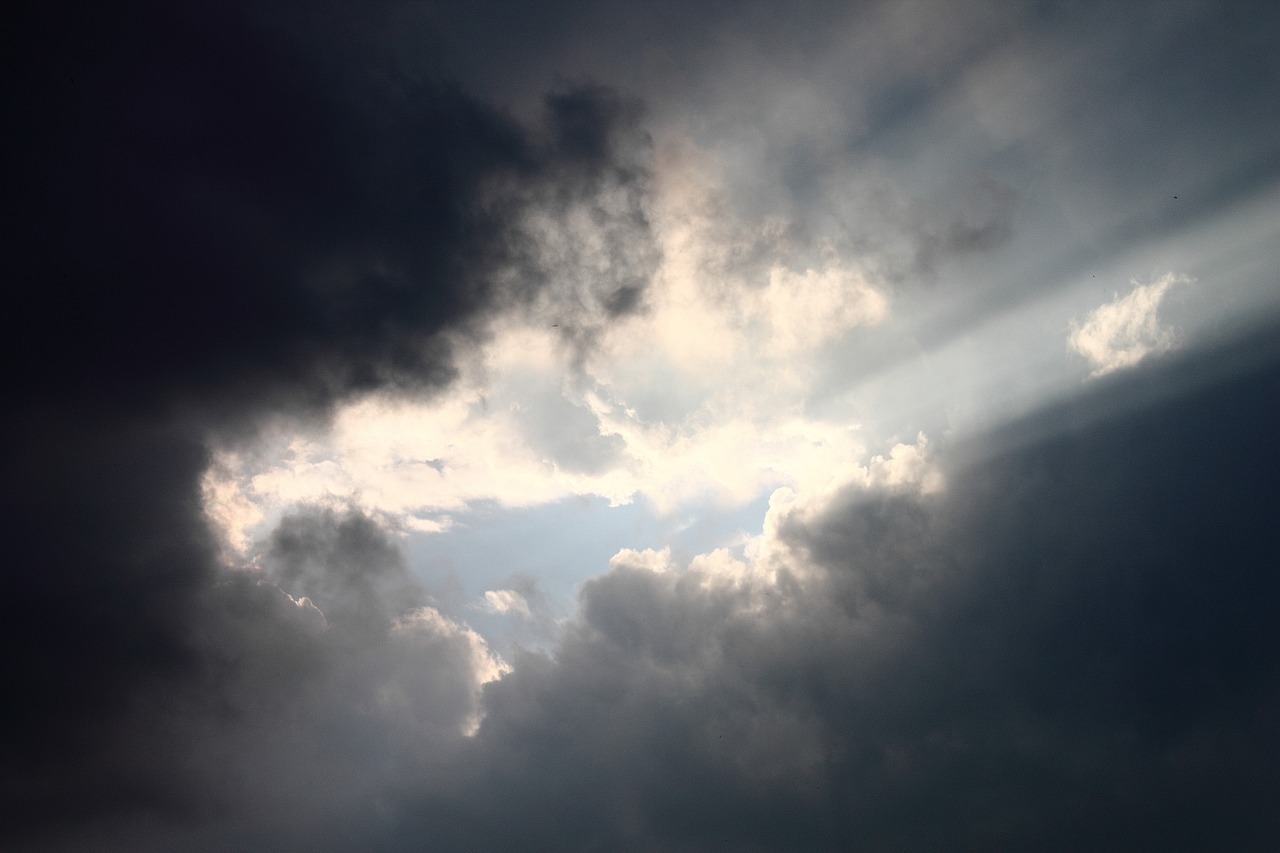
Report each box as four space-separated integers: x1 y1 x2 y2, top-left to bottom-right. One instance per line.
201 132 915 556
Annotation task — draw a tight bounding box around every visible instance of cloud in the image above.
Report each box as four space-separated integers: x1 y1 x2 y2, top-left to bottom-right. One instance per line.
753 264 889 355
1070 274 1189 376
3 3 657 844
11 6 660 429
199 130 903 545
5 502 509 851
7 2 1280 850
480 589 532 617
403 330 1279 852
20 327 1279 852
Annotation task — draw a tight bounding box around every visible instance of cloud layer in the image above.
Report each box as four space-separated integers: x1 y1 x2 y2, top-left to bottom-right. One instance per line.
6 2 1279 851
4 3 656 841
17 329 1278 853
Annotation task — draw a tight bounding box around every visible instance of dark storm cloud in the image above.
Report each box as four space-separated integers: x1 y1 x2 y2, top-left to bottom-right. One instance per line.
265 508 425 635
5 2 1278 851
390 327 1276 852
9 505 493 853
8 3 656 422
3 2 656 846
499 84 660 360
25 327 1276 851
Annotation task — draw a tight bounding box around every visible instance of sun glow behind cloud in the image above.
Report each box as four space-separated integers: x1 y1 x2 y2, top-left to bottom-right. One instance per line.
202 122 1273 597
202 133 912 560
195 8 1280 672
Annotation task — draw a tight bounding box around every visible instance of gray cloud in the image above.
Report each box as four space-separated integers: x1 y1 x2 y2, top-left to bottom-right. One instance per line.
31 326 1274 852
265 508 425 635
11 503 498 853
10 9 658 426
4 2 656 845
6 2 1278 851
421 329 1278 852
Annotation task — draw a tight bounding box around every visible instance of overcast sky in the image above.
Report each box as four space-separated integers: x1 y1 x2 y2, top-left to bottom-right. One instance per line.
6 2 1279 850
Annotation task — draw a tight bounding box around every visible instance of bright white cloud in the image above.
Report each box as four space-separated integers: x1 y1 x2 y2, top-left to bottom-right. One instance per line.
201 454 266 559
754 264 888 355
480 589 532 617
198 147 1225 570
1069 273 1189 377
602 432 944 601
201 132 901 553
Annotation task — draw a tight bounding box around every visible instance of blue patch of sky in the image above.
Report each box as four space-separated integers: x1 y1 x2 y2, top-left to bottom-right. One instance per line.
407 490 773 653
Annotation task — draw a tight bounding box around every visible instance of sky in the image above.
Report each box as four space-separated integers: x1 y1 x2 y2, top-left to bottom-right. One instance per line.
4 1 1278 850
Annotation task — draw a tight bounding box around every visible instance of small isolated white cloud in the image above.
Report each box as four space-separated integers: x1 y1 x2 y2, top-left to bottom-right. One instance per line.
404 516 455 535
608 547 673 574
1069 273 1190 377
480 589 532 617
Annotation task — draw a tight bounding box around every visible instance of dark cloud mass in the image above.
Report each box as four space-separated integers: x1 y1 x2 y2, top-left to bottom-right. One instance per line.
419 333 1277 852
3 1 654 845
7 3 654 419
18 325 1275 853
3 2 1278 851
